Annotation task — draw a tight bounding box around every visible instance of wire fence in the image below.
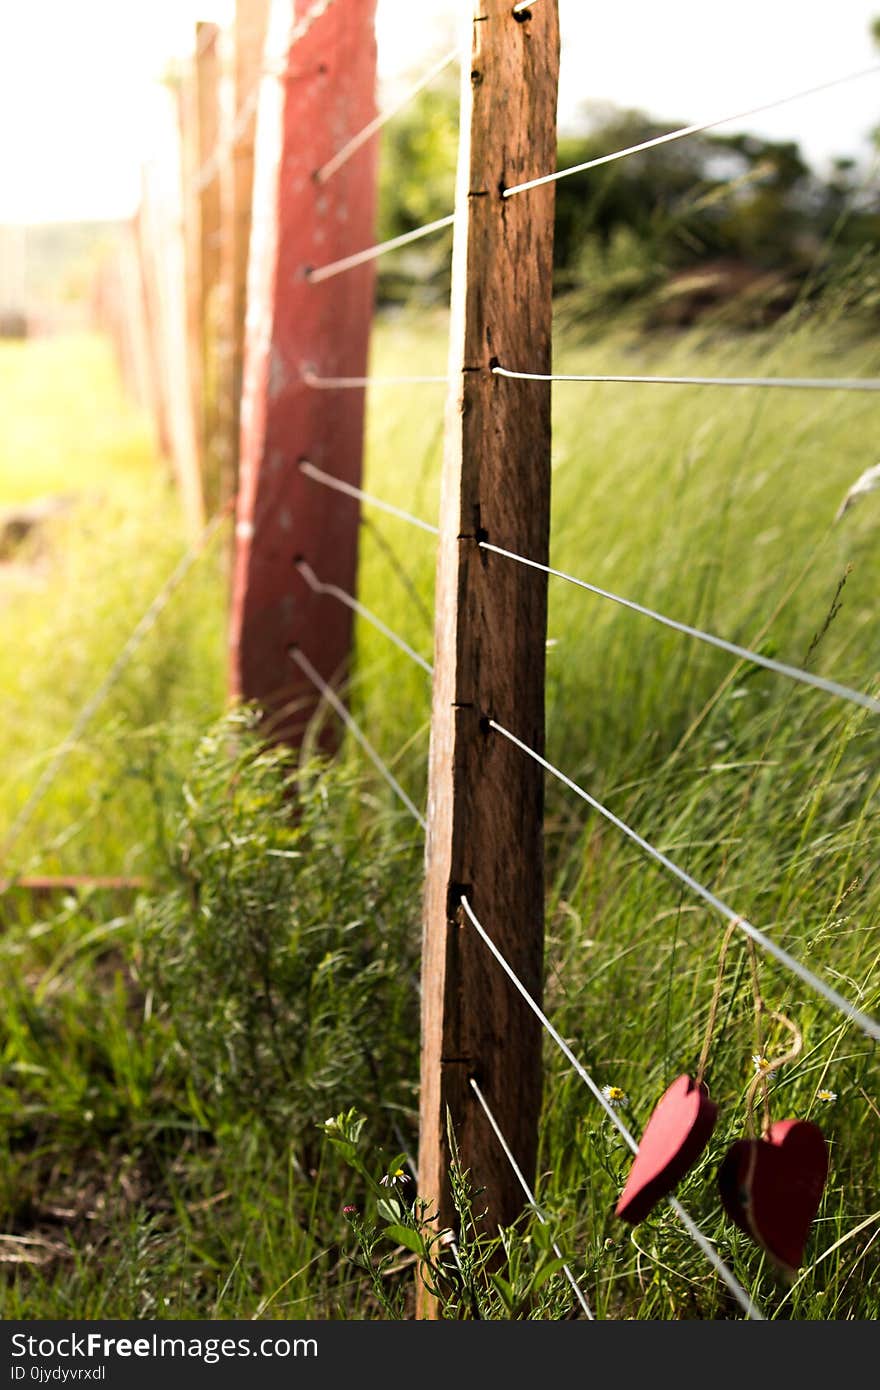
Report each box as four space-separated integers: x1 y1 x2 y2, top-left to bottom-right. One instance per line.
1 502 234 868
285 2 879 1319
27 0 879 1321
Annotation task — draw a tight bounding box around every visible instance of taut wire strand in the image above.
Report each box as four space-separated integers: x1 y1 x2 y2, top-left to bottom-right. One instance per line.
503 63 880 196
1 503 234 865
479 541 880 716
194 0 340 192
296 561 433 675
305 215 456 283
300 460 440 534
459 895 639 1143
315 47 460 184
287 0 338 48
487 722 880 1045
695 920 741 1088
303 369 447 388
468 1079 594 1319
492 366 880 392
290 648 426 830
195 85 260 192
459 897 763 1319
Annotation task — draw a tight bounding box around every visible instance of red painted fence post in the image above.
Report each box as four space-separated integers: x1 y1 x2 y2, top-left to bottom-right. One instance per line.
228 0 379 747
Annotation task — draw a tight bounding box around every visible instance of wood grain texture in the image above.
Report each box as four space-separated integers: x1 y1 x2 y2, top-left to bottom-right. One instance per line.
133 208 173 463
178 65 205 506
226 0 268 500
418 0 560 1304
228 0 378 745
139 117 205 536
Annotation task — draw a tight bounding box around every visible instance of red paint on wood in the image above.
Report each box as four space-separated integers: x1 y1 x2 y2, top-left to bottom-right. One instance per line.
718 1119 829 1272
615 1074 718 1224
229 0 379 746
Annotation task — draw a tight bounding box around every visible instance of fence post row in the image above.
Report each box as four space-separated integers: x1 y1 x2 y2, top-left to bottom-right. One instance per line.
228 0 379 749
139 111 205 537
195 21 227 516
132 205 173 465
179 54 207 514
418 0 560 1312
222 0 271 509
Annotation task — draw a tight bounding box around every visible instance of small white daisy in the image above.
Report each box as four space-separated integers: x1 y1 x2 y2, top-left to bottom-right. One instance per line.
379 1168 411 1187
601 1084 628 1108
817 1089 837 1104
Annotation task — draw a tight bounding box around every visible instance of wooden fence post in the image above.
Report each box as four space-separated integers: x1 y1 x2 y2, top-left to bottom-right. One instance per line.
418 0 560 1312
195 21 226 515
178 58 205 504
114 220 164 446
133 205 173 463
220 0 271 505
139 98 205 537
228 0 379 747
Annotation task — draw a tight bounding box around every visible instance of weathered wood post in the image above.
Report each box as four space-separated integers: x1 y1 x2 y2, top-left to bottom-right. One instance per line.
178 55 205 500
418 0 560 1313
195 21 225 515
220 0 271 504
228 0 379 747
116 220 163 442
139 101 205 537
133 205 173 463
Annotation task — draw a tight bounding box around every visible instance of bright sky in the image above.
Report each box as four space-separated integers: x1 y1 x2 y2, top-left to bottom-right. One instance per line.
0 0 877 223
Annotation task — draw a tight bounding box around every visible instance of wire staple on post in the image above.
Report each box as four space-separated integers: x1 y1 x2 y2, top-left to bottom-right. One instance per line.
479 541 880 715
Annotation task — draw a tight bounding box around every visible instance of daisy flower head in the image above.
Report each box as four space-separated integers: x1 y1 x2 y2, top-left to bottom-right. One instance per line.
379 1167 411 1187
601 1084 628 1109
752 1054 771 1074
817 1089 837 1104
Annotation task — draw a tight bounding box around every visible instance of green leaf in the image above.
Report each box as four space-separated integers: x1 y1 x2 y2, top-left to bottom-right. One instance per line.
383 1224 426 1257
529 1217 553 1252
530 1256 570 1293
489 1272 515 1312
377 1197 403 1224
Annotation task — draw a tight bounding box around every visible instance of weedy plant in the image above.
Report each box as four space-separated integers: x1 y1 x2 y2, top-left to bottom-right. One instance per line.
139 709 424 1149
2 303 879 1319
321 1108 583 1319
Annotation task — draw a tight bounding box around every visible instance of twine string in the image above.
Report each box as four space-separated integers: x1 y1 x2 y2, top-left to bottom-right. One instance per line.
695 919 741 1088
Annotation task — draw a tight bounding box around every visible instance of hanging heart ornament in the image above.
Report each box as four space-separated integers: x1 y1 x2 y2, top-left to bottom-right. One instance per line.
718 1119 829 1273
616 1073 719 1224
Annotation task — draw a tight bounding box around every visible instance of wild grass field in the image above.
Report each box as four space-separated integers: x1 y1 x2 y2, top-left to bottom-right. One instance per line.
0 298 878 1319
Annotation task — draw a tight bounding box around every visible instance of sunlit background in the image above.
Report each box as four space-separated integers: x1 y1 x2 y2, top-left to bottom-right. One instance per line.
1 0 878 223
2 3 880 1324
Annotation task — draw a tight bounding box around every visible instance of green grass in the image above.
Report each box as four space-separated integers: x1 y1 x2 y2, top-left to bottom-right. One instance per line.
0 304 879 1320
0 334 228 880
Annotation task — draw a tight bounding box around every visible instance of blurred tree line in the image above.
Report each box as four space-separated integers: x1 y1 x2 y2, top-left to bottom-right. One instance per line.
376 60 880 330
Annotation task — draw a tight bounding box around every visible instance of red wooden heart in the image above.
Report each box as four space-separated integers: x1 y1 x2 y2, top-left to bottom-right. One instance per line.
718 1119 829 1273
616 1074 718 1224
